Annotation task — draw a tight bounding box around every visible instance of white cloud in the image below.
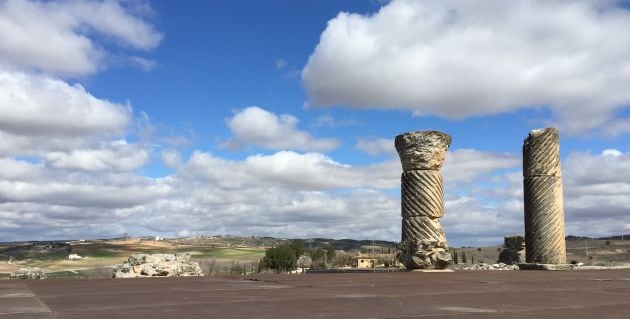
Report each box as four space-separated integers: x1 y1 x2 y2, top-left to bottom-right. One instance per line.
602 148 622 158
179 150 398 190
45 140 149 172
303 0 630 134
0 158 170 209
0 0 162 76
455 149 630 241
160 149 183 168
0 144 531 244
310 113 363 128
562 150 630 236
1 146 627 245
224 106 341 152
443 195 523 246
442 149 520 184
128 56 157 71
0 71 130 138
356 137 395 156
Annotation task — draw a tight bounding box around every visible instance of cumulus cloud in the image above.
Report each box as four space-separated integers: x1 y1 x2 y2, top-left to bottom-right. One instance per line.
0 140 532 244
0 158 170 209
45 140 149 172
303 0 630 134
442 149 520 184
455 148 630 241
443 195 523 246
1 145 628 245
562 149 630 235
178 150 398 190
0 0 162 76
356 137 396 156
224 106 341 152
0 151 403 241
0 71 130 138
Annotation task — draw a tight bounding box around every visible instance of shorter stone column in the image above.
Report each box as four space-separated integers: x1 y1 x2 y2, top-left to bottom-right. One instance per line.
396 130 452 269
523 128 566 264
498 235 526 265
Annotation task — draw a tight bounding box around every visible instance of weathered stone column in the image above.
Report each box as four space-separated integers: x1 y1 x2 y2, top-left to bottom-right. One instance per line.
498 235 526 265
395 130 452 269
523 127 566 264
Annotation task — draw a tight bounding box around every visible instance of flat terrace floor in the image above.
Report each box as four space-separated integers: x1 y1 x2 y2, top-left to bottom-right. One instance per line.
2 270 630 319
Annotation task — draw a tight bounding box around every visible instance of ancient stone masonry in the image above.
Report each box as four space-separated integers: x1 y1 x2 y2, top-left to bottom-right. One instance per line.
523 128 566 264
396 130 452 269
498 235 526 265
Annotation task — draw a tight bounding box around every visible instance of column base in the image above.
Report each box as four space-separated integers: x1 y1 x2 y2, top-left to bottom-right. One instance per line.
398 240 452 270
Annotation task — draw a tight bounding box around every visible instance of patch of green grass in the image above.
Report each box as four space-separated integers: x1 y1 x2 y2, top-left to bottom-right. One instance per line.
188 248 265 259
79 250 123 258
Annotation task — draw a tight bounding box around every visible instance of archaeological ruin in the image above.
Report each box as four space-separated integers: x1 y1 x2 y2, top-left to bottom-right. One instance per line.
523 127 567 264
395 130 452 269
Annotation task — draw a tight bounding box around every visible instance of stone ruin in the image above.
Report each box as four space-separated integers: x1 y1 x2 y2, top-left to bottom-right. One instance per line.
9 267 46 280
393 127 569 270
113 253 203 278
498 235 526 265
395 130 452 269
523 128 567 264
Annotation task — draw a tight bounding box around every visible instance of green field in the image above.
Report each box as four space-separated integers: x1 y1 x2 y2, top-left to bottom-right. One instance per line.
1 239 266 278
188 247 264 259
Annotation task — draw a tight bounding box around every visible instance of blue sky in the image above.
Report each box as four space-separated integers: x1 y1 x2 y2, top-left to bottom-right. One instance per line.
1 0 629 246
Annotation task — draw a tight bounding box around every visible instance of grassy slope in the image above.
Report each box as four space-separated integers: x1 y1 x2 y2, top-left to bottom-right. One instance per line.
1 239 265 276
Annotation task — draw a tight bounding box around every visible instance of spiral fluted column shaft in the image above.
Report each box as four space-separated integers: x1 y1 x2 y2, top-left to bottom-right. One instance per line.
396 130 452 269
523 128 566 264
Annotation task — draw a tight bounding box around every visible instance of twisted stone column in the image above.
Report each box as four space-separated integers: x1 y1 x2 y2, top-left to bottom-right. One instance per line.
523 128 566 264
396 130 452 269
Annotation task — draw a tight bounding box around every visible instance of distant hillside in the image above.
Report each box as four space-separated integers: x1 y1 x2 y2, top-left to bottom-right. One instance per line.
566 234 630 241
307 238 397 251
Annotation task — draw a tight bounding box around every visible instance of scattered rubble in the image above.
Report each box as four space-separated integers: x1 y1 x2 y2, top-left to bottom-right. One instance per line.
459 263 519 271
113 253 203 278
10 267 47 280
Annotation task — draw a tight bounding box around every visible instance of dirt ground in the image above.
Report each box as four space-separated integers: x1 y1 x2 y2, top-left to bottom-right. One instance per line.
2 269 630 318
0 263 18 273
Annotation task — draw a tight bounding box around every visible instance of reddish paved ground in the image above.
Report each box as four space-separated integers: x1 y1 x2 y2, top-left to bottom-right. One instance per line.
2 270 630 318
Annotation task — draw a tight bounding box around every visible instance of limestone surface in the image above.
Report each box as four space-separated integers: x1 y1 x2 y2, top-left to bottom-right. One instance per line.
397 240 451 270
401 170 444 218
396 130 452 270
523 127 561 177
498 235 526 265
113 253 203 278
522 127 566 265
395 130 451 171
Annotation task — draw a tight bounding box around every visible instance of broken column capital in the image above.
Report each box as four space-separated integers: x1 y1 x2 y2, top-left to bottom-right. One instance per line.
523 127 561 177
395 130 451 171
